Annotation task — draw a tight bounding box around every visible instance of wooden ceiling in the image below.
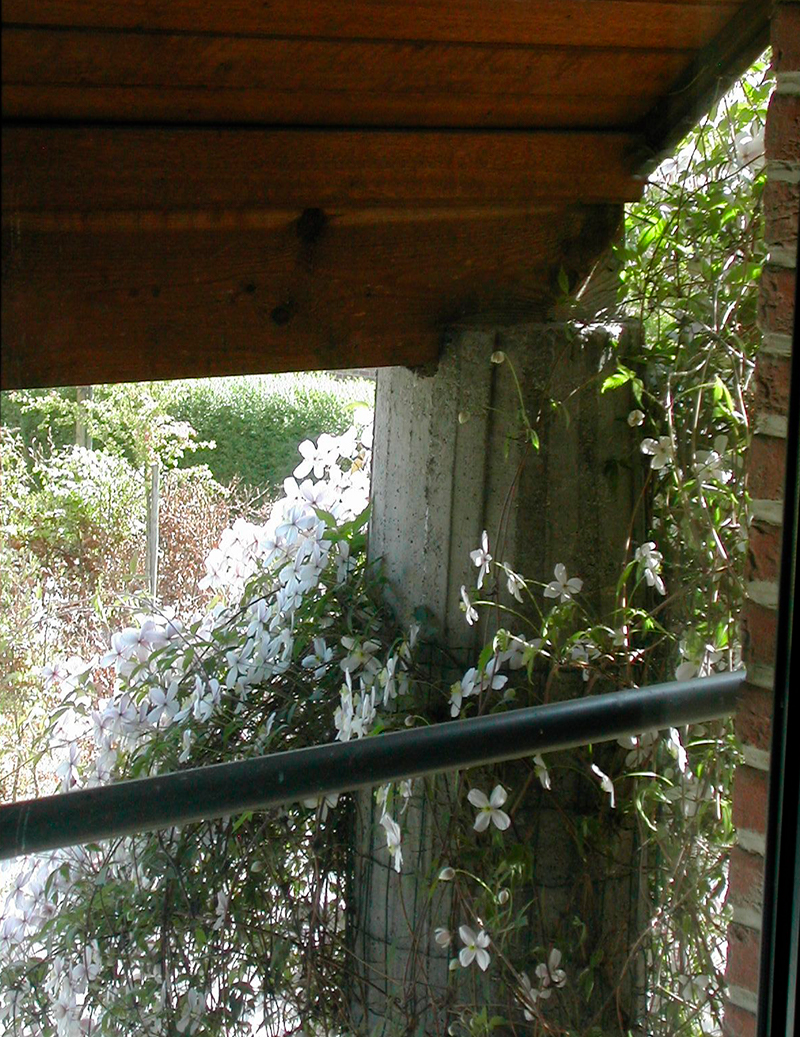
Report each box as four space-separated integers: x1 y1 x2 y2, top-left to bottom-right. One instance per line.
1 0 771 388
1 0 770 135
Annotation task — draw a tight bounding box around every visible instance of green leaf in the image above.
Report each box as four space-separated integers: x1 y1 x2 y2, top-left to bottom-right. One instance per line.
313 507 338 528
232 810 253 833
477 642 495 673
601 365 635 394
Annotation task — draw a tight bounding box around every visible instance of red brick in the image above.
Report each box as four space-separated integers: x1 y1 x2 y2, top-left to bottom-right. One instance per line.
759 265 797 337
726 922 762 992
742 601 780 663
746 519 784 584
732 765 769 834
765 93 800 164
754 354 792 415
772 3 800 74
728 846 765 917
747 434 788 501
763 179 800 254
734 683 773 752
741 600 779 665
723 1002 757 1037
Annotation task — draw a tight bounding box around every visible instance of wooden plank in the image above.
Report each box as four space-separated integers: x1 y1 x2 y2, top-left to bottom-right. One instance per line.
1 0 739 51
2 84 660 129
634 0 771 171
1 29 689 128
2 127 644 214
0 205 622 388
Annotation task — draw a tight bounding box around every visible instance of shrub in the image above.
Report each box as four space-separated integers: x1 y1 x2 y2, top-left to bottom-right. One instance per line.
157 466 235 613
152 373 374 490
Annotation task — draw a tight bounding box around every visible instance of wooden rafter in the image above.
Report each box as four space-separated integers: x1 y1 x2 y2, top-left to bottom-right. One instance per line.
0 0 772 388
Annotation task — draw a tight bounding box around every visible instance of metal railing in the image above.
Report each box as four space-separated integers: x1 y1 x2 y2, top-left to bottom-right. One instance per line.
0 670 743 860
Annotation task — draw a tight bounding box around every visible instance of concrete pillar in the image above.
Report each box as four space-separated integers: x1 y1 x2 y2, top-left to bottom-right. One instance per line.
352 318 645 1033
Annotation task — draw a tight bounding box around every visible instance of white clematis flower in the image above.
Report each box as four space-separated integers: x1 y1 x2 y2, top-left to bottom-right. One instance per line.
666 727 688 774
468 785 511 832
535 948 567 993
591 764 616 808
460 585 479 626
518 971 541 1018
470 530 492 590
641 436 674 470
458 925 491 970
635 541 666 595
544 564 583 603
380 814 403 873
533 754 551 790
504 565 526 602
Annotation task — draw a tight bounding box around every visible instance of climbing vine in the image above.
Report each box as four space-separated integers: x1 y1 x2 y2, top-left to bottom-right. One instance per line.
0 58 772 1037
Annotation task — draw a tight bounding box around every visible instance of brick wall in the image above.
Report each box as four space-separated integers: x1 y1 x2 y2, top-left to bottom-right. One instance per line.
723 3 799 1032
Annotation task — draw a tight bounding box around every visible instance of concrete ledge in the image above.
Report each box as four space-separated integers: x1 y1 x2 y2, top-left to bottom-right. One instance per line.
755 413 789 439
746 581 780 609
767 246 797 268
727 983 759 1014
737 828 767 856
750 499 785 525
747 662 777 691
761 332 793 357
776 71 800 95
767 160 800 184
742 744 771 772
732 903 764 931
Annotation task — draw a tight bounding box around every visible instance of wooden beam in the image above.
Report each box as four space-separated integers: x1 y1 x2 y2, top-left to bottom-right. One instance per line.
2 126 644 214
2 85 662 131
1 0 738 51
1 204 622 389
633 0 772 173
2 30 691 129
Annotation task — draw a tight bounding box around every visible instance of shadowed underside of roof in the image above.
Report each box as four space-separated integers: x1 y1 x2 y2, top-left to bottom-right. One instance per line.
1 0 771 388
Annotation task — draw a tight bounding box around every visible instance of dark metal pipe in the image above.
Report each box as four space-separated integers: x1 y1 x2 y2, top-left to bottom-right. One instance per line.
0 671 743 860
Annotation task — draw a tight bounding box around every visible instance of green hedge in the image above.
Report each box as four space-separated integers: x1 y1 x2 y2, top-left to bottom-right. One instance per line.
1 374 375 491
0 388 78 454
153 373 374 490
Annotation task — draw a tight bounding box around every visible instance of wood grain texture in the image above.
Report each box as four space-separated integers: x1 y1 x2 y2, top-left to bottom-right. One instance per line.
1 0 739 49
3 85 661 129
2 30 690 128
2 127 644 214
635 0 771 169
1 205 622 388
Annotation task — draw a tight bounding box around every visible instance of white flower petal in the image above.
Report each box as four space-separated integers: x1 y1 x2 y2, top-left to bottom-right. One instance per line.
473 811 492 833
491 809 511 831
467 788 489 810
459 925 476 945
489 785 507 809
